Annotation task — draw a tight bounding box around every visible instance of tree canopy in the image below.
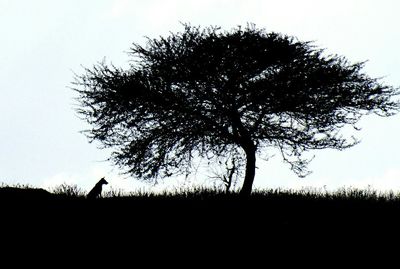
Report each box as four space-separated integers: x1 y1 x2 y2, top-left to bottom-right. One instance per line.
74 24 399 195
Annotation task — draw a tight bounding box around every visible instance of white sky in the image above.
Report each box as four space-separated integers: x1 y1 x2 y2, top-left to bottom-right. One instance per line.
1 0 400 193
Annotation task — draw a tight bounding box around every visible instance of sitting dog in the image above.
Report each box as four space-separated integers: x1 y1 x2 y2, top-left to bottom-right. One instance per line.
87 177 108 199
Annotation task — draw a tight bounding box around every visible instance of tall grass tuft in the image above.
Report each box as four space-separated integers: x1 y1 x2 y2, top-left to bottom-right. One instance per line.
51 183 86 197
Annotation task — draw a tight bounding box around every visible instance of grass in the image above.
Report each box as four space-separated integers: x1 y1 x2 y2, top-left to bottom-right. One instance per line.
3 184 391 262
3 181 400 202
51 183 87 197
48 183 400 203
2 181 400 253
2 182 400 233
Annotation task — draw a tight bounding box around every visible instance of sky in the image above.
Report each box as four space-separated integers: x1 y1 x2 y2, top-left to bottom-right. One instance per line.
1 0 400 193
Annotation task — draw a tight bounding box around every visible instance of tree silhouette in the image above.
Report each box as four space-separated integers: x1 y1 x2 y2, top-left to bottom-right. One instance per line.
74 24 399 195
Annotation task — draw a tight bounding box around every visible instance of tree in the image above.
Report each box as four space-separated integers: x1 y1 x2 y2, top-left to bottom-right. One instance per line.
73 24 399 196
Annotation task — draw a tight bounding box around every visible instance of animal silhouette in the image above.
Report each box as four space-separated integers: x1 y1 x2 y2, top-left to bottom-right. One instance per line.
87 177 108 199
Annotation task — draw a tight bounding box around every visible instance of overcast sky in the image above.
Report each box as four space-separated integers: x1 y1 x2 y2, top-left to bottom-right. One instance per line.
1 0 400 193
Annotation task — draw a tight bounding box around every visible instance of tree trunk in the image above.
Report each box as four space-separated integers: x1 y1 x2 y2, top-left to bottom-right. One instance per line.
239 147 256 196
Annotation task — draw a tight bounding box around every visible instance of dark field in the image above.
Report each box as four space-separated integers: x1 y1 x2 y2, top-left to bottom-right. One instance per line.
2 184 400 262
2 185 400 231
